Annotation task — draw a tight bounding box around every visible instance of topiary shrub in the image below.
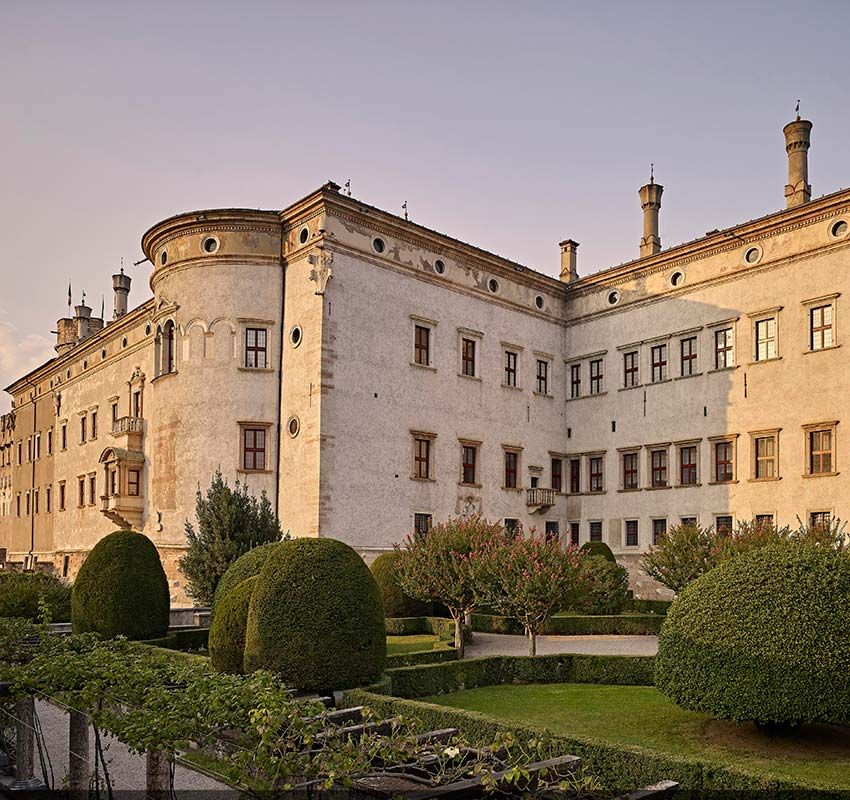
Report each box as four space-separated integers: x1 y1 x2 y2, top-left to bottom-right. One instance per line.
370 551 430 617
244 538 386 691
655 543 850 728
579 541 616 562
209 575 258 674
0 572 71 622
71 530 170 640
572 556 629 615
212 542 280 614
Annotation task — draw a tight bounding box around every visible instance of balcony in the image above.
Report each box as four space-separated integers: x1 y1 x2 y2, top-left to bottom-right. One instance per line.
100 492 144 530
111 416 143 450
526 487 556 510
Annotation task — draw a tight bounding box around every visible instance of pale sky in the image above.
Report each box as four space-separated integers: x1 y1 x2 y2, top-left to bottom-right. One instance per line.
2 0 849 410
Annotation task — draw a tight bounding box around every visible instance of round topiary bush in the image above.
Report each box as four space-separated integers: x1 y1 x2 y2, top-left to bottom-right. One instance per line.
212 542 280 614
370 551 430 617
243 538 386 691
0 572 72 622
573 556 629 615
71 530 170 640
209 575 258 674
579 541 616 562
655 543 850 727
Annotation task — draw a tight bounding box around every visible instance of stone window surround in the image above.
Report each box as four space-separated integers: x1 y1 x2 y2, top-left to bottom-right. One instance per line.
410 429 436 482
802 420 839 478
457 327 483 381
616 446 641 492
238 317 276 372
801 293 840 353
533 351 554 397
237 420 273 474
501 341 523 389
748 306 783 364
646 442 671 489
748 427 782 482
674 438 701 487
707 316 740 372
410 315 438 370
501 444 523 491
708 433 739 484
458 437 482 488
565 350 607 401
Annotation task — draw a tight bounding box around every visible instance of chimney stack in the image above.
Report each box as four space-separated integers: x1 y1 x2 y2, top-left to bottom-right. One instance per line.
559 240 579 283
639 172 663 258
113 267 131 319
74 302 93 341
784 111 812 208
55 318 76 355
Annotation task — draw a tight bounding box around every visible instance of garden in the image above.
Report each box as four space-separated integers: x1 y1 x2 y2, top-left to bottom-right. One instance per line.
0 474 848 796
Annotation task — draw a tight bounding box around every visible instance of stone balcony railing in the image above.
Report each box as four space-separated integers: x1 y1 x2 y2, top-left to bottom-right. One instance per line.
526 487 556 508
112 416 143 435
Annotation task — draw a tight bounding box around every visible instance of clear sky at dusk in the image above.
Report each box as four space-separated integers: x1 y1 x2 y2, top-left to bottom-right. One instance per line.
2 0 849 409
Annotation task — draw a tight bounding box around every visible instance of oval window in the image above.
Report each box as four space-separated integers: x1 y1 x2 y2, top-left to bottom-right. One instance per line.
299 226 310 245
607 290 620 306
372 237 385 254
290 326 303 347
488 278 499 293
831 220 848 239
434 259 446 274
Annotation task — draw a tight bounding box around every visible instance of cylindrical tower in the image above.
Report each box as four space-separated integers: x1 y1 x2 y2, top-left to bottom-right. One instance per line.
112 268 132 318
784 115 813 208
140 209 284 576
639 178 664 257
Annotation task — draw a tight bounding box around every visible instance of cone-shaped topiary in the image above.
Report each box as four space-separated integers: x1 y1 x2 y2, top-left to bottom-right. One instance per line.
212 542 280 614
72 530 169 640
579 541 616 562
370 551 431 618
244 538 386 691
655 543 850 727
209 575 258 674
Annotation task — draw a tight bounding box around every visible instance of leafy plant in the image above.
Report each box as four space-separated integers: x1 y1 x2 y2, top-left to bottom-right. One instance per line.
572 556 629 616
640 523 717 593
0 572 71 622
179 470 283 606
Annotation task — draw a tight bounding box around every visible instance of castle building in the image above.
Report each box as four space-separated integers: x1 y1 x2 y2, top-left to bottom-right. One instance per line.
1 114 848 602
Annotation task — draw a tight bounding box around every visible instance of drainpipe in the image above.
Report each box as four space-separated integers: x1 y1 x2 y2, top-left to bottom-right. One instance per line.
29 389 37 565
274 254 286 521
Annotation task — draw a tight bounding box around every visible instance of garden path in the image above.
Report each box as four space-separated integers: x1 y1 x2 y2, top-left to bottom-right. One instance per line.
466 633 659 658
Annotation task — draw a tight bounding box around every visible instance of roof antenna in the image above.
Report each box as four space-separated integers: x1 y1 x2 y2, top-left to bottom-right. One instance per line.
81 289 86 305
795 99 801 121
344 179 351 197
402 200 409 221
120 256 124 275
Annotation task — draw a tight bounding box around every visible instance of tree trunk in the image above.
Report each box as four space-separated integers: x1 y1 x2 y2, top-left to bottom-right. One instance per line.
11 695 39 789
68 709 90 799
528 630 537 657
146 749 170 799
454 614 465 659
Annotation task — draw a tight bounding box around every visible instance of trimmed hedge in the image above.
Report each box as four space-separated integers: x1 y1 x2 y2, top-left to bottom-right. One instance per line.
471 613 663 636
573 557 629 616
385 653 655 698
626 598 671 616
386 646 458 670
341 690 822 793
655 543 850 727
209 575 257 674
71 531 169 640
385 616 466 643
142 627 210 651
0 572 71 622
212 542 280 614
579 541 616 562
370 551 431 617
243 538 386 691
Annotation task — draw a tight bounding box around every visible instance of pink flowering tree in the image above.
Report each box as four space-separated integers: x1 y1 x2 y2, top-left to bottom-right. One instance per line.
396 515 502 658
477 531 581 656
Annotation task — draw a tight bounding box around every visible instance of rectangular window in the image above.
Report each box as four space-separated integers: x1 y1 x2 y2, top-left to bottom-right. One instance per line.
132 390 142 418
80 415 87 444
243 428 267 471
504 451 518 488
808 428 834 475
504 518 519 535
504 350 518 387
88 475 96 505
78 477 85 508
715 515 733 536
35 434 41 460
810 304 834 351
589 521 602 542
625 519 639 547
551 457 563 492
61 423 67 451
570 521 580 546
809 511 831 530
536 359 549 394
623 351 639 387
47 430 53 455
17 442 22 464
681 516 698 527
544 521 560 542
414 513 432 536
569 363 581 398
16 494 21 517
755 514 774 530
62 555 70 579
45 486 51 513
245 327 268 369
714 327 734 369
569 458 581 493
652 518 667 545
461 444 478 485
680 336 697 376
58 482 66 512
128 470 140 497
33 489 38 515
589 359 603 394
650 449 668 488
754 318 777 361
714 441 734 482
461 338 476 377
413 437 432 480
109 469 117 496
27 438 31 462
414 325 431 367
112 402 119 424
622 452 639 490
651 344 667 382
588 456 604 492
754 435 777 479
679 446 697 485
90 411 98 439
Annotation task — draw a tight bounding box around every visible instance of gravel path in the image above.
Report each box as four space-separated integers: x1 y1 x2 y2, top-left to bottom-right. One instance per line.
466 632 658 658
1 700 239 798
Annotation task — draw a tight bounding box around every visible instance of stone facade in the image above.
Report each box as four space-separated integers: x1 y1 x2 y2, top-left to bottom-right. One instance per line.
1 115 848 603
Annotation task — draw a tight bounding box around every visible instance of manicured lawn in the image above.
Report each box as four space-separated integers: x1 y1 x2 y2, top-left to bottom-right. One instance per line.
424 683 850 788
386 634 440 656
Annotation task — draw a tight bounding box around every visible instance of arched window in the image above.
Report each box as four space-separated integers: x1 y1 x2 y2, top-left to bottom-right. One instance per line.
162 321 176 374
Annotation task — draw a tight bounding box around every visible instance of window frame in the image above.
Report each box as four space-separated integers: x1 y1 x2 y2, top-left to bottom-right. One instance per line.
411 431 436 481
413 512 433 537
534 353 553 396
457 329 482 379
712 325 735 370
624 519 639 548
589 358 604 395
128 469 141 497
502 344 522 388
620 449 640 490
502 447 521 489
650 343 668 383
587 453 605 493
648 446 669 488
568 457 581 494
651 517 667 545
589 520 603 542
568 362 582 398
750 429 780 481
550 456 563 492
411 317 437 368
623 350 639 388
244 326 269 369
803 421 838 477
679 336 698 377
709 435 738 484
239 423 272 473
802 295 838 353
677 442 699 486
751 311 780 362
459 439 481 486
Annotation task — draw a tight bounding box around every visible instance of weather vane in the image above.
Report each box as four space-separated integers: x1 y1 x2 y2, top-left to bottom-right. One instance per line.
344 179 351 197
795 99 801 120
650 163 654 183
402 201 409 221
